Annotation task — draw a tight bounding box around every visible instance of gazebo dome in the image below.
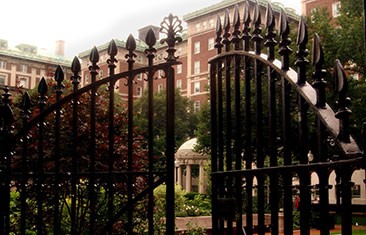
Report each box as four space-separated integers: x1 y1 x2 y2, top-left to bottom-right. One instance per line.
176 138 207 161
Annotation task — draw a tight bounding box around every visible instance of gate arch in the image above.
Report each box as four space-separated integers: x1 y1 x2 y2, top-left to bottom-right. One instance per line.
209 3 365 235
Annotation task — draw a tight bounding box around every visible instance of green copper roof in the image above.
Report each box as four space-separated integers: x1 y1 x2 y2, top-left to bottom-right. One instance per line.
183 0 299 22
0 44 71 67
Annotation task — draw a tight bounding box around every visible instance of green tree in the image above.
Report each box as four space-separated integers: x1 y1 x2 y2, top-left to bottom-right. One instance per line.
134 89 198 157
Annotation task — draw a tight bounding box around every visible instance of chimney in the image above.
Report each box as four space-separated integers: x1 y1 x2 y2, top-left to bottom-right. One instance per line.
55 40 65 57
138 25 160 43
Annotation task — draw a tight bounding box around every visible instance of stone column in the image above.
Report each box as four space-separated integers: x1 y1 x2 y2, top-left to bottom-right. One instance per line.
199 162 205 193
177 165 183 187
186 164 192 192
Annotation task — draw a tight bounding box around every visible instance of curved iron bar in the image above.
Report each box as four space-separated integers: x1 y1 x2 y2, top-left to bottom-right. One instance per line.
209 51 361 157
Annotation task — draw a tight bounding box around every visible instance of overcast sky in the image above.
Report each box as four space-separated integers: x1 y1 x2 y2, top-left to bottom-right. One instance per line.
0 0 301 59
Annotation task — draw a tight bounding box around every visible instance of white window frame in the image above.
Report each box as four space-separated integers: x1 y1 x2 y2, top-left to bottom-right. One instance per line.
195 23 201 32
0 61 7 69
194 100 200 113
176 79 182 90
332 2 341 17
194 81 200 93
18 76 29 88
158 84 164 93
194 61 200 75
209 19 215 29
177 64 182 74
208 38 215 50
0 74 7 86
20 64 28 73
194 41 201 54
136 86 142 97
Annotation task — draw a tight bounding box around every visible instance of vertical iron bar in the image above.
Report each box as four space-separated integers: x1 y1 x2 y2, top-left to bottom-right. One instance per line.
53 66 64 235
165 66 175 235
210 61 219 235
317 119 330 235
265 4 278 233
107 40 117 235
232 6 243 232
0 87 13 235
20 92 31 235
298 97 311 235
341 170 353 235
70 56 81 234
279 8 293 234
145 30 156 235
242 4 252 232
252 3 265 233
88 47 99 234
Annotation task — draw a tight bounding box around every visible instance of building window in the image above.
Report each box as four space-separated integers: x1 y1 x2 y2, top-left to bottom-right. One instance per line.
137 74 142 81
85 75 89 84
332 2 341 17
20 64 28 73
177 47 183 56
177 64 182 74
202 21 207 30
158 84 164 93
137 86 142 97
99 70 103 79
0 61 7 69
209 19 215 28
18 77 28 88
194 101 201 113
195 23 201 32
0 74 6 86
194 81 200 93
194 41 200 54
352 185 361 198
208 38 215 50
194 61 200 75
177 79 182 90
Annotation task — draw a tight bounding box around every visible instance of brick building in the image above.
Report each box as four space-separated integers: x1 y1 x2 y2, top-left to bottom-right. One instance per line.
78 0 299 112
301 0 341 18
0 39 72 93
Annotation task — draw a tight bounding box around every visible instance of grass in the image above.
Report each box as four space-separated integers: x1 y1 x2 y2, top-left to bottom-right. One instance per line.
314 230 366 235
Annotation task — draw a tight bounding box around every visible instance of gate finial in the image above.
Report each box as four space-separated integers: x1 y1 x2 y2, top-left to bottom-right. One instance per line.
334 59 351 143
54 65 64 94
264 3 277 61
242 0 251 51
222 9 231 52
38 77 48 107
215 15 223 54
252 0 263 55
107 40 118 76
71 56 81 88
145 28 157 61
278 8 292 70
160 13 183 62
21 92 31 119
232 5 241 49
312 33 327 108
296 16 309 85
89 47 100 81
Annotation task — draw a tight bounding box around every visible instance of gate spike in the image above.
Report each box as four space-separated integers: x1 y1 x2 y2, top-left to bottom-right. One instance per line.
278 8 292 70
252 0 263 55
38 77 48 96
264 3 277 61
334 59 351 143
145 28 157 48
311 33 327 108
21 91 31 119
71 56 81 74
89 46 100 64
295 16 309 85
3 101 14 127
126 34 136 52
108 39 118 57
232 5 241 48
2 86 11 105
242 0 251 51
222 9 231 51
215 15 223 53
54 65 64 83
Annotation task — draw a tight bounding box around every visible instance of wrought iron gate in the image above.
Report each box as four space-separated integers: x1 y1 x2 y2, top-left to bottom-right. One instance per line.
0 14 181 235
210 2 365 235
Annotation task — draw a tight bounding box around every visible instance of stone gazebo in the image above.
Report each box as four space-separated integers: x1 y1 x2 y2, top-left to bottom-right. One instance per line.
175 138 208 194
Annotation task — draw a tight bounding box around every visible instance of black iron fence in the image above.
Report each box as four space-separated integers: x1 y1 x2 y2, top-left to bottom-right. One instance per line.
209 2 365 235
0 14 182 235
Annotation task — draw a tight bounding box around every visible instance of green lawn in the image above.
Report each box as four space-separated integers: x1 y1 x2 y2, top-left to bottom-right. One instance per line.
315 230 366 235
